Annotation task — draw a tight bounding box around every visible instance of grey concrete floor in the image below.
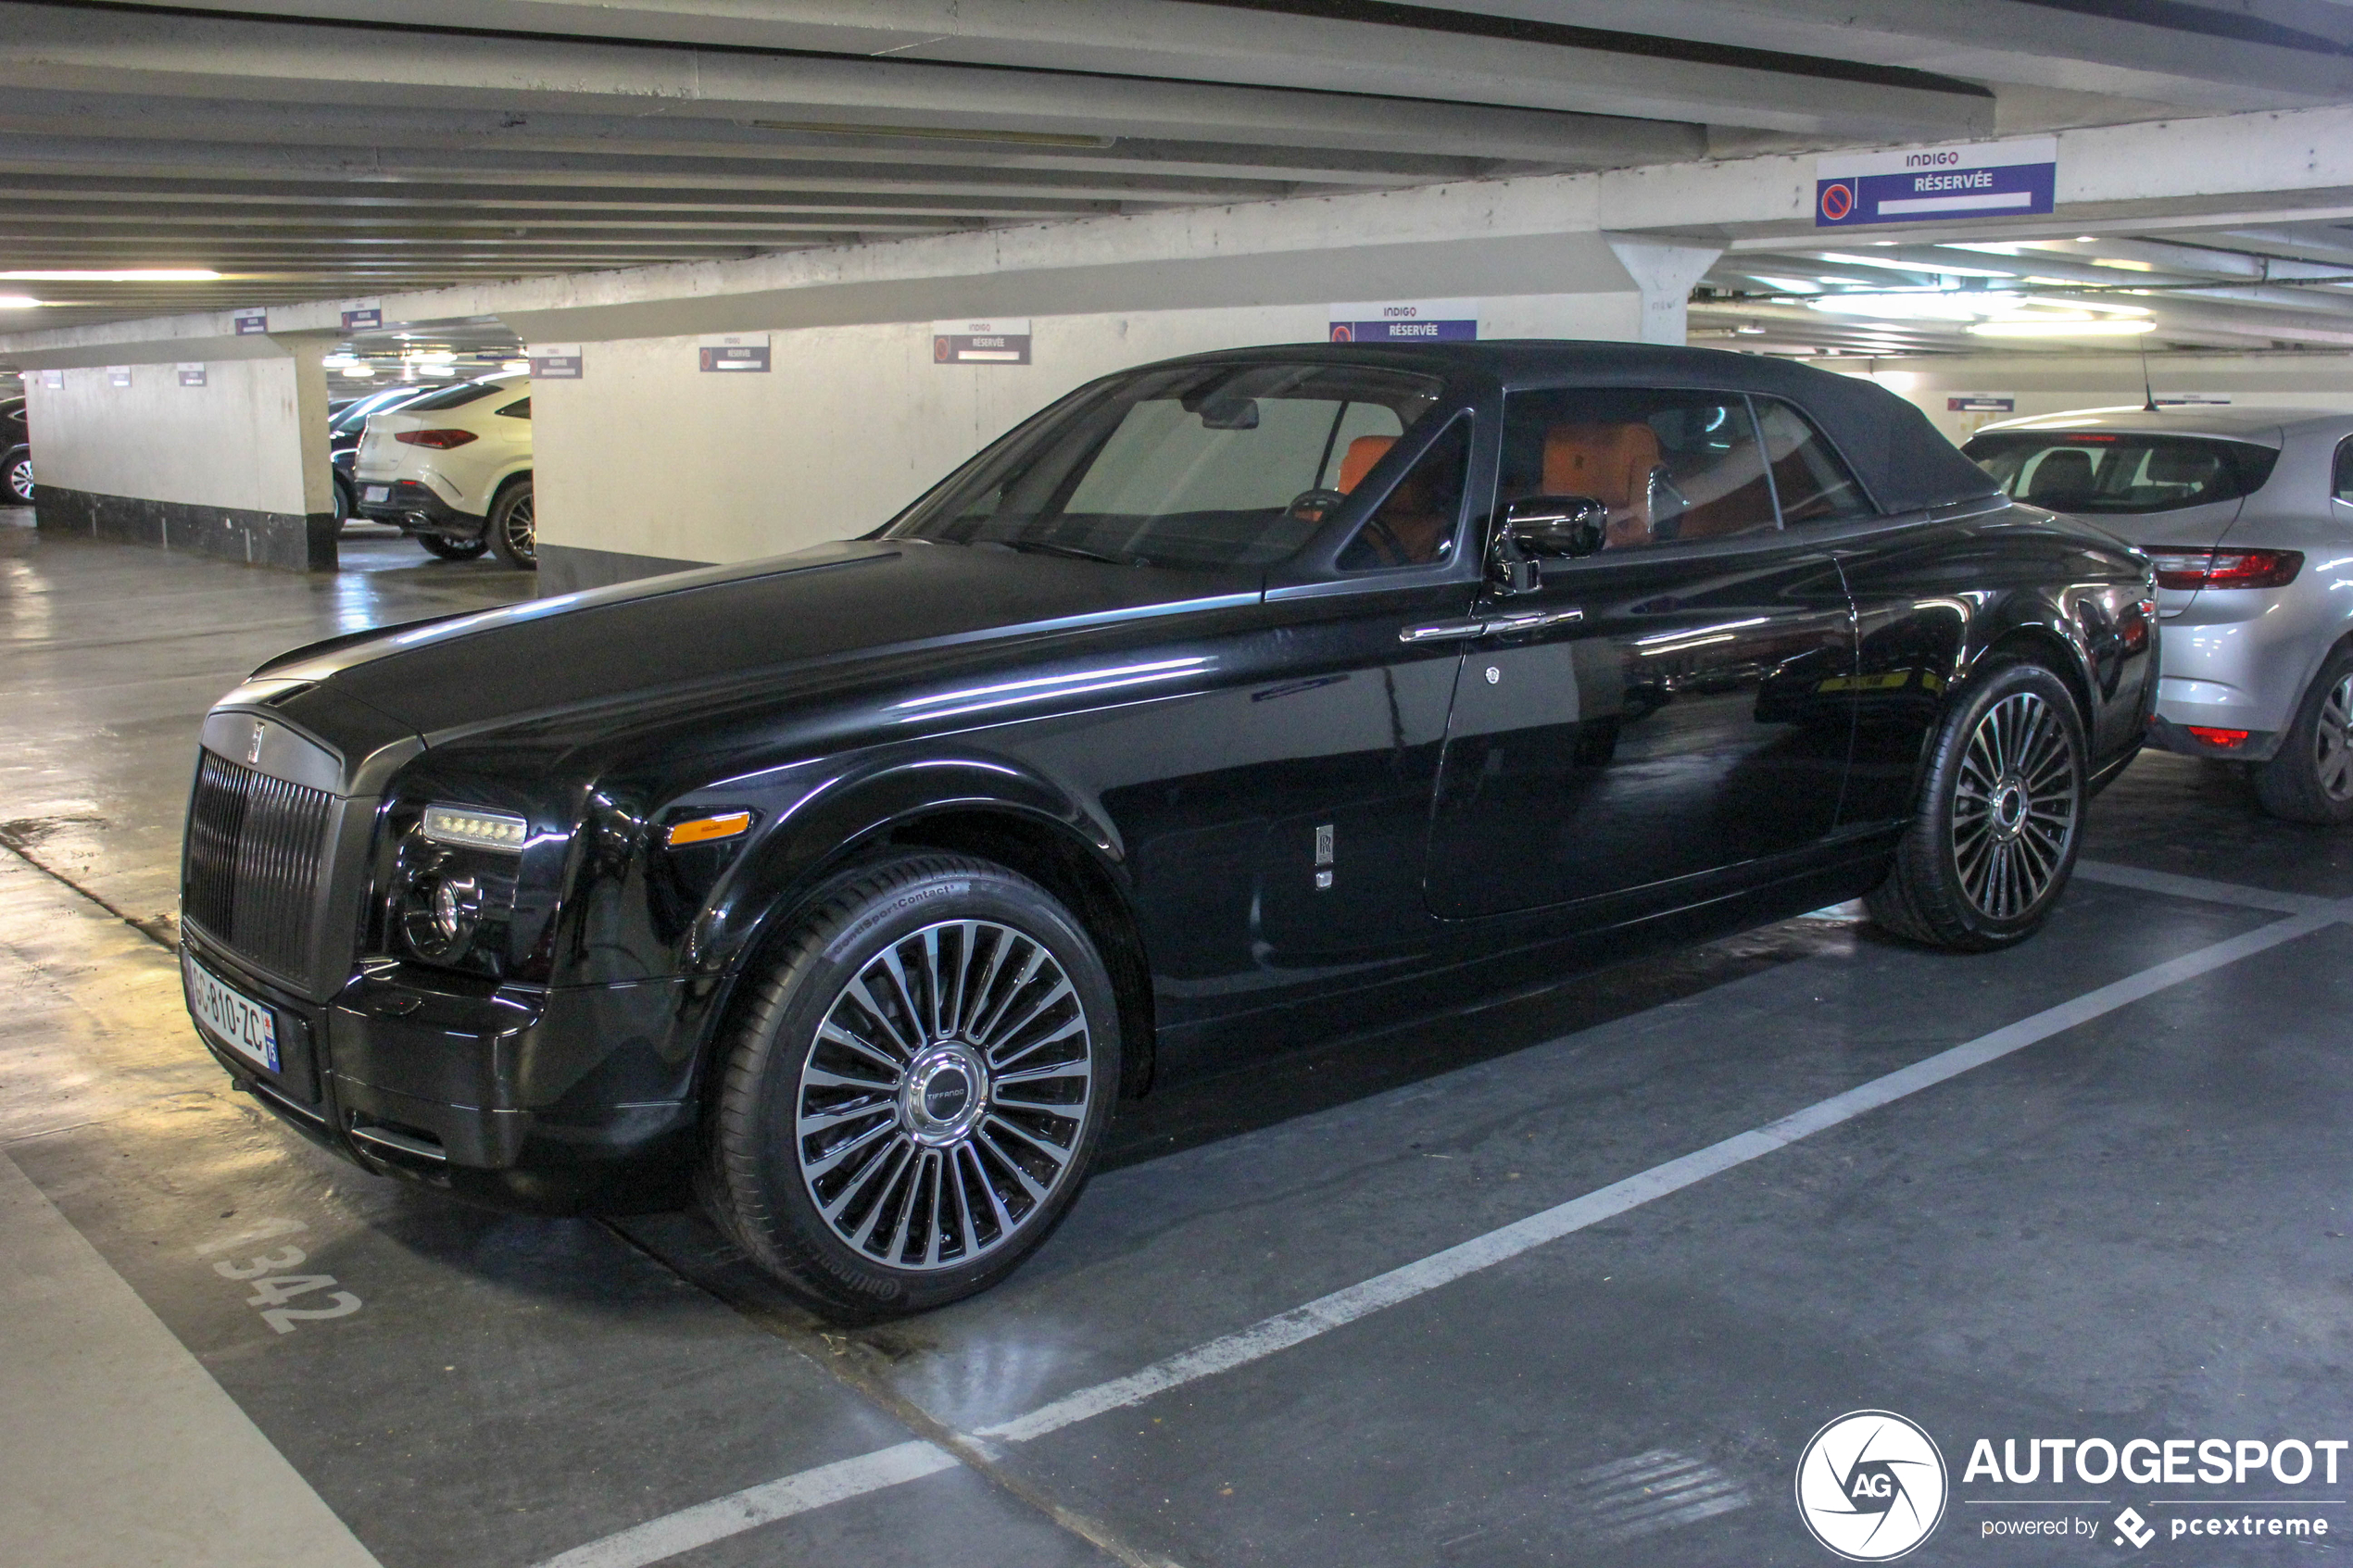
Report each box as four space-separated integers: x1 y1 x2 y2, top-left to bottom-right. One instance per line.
4 508 2351 1567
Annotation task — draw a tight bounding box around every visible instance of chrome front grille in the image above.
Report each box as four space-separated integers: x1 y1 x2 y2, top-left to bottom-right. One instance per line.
183 749 335 982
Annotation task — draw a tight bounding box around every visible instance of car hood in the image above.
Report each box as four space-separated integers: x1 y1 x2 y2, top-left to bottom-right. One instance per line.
250 539 1263 741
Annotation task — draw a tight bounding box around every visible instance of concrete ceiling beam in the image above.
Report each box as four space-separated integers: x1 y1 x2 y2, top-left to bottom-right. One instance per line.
0 136 1313 205
1405 0 2353 111
67 0 1992 140
0 87 1514 184
0 5 1712 163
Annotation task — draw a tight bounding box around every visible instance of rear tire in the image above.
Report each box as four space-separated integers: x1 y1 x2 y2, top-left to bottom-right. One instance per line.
416 533 488 560
6 448 34 504
703 854 1119 1319
488 478 535 570
2255 646 2353 825
1866 659 2086 951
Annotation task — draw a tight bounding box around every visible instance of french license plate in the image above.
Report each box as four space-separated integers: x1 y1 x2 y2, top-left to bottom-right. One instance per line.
183 950 281 1073
363 485 390 504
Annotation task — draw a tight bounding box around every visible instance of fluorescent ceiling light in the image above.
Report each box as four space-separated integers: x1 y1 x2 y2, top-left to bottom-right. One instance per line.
499 359 529 372
2091 257 2156 272
1969 317 2158 337
1817 252 2018 279
0 269 220 282
338 364 375 378
1745 273 1825 294
0 295 45 309
1809 291 2013 320
401 349 455 364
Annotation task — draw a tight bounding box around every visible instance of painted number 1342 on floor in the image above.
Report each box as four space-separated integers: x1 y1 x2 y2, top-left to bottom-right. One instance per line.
195 1217 361 1335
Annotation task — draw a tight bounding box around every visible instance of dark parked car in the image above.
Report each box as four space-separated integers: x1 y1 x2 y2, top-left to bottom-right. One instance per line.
178 343 2156 1315
4 395 31 504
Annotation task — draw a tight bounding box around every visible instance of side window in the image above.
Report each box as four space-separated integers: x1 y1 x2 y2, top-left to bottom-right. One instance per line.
1336 416 1470 571
2335 436 2353 504
497 397 532 420
1499 388 1776 551
1755 399 1873 523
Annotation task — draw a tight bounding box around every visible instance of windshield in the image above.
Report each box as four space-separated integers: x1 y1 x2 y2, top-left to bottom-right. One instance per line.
329 386 427 433
888 362 1448 569
1964 432 2280 514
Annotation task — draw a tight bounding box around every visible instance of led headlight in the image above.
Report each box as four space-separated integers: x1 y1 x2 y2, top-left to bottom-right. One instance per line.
421 805 528 852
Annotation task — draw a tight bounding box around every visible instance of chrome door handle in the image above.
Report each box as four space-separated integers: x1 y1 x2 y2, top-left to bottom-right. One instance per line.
1399 608 1584 645
1400 618 1488 644
1482 608 1584 635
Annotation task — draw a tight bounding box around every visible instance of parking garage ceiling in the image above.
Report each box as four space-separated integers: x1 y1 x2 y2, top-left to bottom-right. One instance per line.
6 0 2353 351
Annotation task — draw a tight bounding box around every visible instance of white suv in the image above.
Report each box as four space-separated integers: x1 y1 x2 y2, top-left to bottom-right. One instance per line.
353 373 535 568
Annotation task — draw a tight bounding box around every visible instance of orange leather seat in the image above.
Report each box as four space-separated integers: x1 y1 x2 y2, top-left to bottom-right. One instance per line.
1541 423 1661 547
1337 434 1395 493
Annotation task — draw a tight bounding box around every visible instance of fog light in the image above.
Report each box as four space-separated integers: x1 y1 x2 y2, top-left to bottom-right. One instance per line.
432 876 479 943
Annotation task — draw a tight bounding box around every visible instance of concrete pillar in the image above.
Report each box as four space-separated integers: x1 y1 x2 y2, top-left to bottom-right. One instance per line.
24 334 339 571
1604 236 1724 345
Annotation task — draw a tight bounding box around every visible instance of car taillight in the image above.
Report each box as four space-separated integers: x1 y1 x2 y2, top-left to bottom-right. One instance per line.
394 429 478 449
2184 726 2251 749
2145 547 2303 591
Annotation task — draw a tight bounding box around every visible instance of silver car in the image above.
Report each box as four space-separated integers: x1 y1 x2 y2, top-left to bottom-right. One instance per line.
1967 408 2353 822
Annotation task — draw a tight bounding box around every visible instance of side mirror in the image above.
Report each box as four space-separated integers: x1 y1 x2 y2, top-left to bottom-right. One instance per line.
1489 495 1606 593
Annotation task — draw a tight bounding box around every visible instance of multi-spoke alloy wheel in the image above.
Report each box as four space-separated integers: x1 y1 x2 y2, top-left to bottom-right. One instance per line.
797 919 1094 1272
1951 690 2079 921
1867 659 2087 951
2257 648 2353 823
488 479 535 569
2313 673 2353 802
705 854 1118 1317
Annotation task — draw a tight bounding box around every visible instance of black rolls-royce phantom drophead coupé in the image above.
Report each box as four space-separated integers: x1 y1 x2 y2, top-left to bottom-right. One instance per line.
179 342 2156 1314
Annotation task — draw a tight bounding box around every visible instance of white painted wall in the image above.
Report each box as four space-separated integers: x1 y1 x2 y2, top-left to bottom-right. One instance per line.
535 293 1640 567
1837 353 2353 445
23 351 333 516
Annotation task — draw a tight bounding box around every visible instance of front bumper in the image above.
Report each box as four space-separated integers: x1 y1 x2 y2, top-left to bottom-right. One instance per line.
182 930 697 1213
353 477 483 535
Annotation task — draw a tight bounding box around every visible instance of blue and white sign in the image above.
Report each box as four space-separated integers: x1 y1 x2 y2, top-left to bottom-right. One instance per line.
528 344 582 380
1328 299 1478 344
698 333 770 373
341 301 383 332
934 319 1032 366
232 307 268 336
1816 137 2056 229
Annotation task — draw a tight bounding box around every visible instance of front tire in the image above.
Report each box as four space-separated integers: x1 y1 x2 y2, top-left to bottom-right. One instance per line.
5 449 32 504
704 854 1120 1318
1867 659 2086 951
2255 646 2353 824
488 478 535 570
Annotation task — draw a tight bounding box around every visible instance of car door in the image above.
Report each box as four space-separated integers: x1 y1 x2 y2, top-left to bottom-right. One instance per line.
1423 387 1857 922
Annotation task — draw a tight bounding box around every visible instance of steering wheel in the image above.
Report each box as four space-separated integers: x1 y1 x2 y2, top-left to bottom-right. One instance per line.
1287 487 1348 522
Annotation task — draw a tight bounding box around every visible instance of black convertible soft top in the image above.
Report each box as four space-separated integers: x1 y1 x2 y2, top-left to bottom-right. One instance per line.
1164 340 2000 520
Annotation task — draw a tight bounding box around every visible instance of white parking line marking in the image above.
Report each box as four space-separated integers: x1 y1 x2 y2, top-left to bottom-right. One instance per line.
2073 859 2338 916
534 906 2338 1568
535 1440 959 1568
